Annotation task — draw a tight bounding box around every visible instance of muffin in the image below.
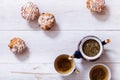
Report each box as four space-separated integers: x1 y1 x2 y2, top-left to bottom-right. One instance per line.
86 0 105 13
8 38 26 54
21 2 40 21
38 13 55 30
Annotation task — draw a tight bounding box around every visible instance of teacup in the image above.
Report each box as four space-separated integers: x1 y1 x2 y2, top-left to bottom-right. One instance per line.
54 54 76 76
71 36 110 61
89 64 111 80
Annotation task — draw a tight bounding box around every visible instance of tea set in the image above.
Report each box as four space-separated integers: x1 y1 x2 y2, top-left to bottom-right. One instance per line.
54 35 111 80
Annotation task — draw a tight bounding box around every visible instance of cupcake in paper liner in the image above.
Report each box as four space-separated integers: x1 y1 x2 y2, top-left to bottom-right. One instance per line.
38 13 55 30
21 2 40 21
86 0 105 13
8 38 26 54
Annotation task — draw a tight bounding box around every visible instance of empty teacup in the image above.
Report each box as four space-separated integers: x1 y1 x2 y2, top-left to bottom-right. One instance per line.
54 54 76 76
71 36 110 61
89 64 111 80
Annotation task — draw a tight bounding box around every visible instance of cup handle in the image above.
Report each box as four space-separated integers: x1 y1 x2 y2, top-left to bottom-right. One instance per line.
102 39 111 45
74 68 79 73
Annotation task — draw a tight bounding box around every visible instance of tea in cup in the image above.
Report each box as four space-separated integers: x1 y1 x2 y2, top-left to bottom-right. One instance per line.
89 64 111 80
54 54 76 76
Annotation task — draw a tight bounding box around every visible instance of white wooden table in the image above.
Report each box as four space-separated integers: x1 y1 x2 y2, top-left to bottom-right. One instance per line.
0 0 120 80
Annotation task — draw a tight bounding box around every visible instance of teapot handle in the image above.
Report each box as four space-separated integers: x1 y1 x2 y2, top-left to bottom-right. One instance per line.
102 39 111 45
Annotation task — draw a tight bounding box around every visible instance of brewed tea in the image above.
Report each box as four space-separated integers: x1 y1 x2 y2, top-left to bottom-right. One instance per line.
82 39 100 57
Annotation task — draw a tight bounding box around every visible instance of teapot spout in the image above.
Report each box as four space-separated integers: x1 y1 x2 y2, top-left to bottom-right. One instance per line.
73 50 82 59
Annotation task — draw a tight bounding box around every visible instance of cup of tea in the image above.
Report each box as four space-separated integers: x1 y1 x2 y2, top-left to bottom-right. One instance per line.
89 64 111 80
71 36 110 61
54 54 78 76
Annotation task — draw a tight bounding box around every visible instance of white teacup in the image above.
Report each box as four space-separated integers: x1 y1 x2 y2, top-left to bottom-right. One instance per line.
54 54 76 76
89 64 111 80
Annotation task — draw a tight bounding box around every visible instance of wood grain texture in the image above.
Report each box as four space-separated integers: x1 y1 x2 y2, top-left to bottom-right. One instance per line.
0 0 120 31
0 31 118 63
0 63 119 80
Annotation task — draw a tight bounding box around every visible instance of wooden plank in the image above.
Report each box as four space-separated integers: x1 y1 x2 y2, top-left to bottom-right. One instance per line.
0 0 120 30
0 31 118 63
0 62 119 79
